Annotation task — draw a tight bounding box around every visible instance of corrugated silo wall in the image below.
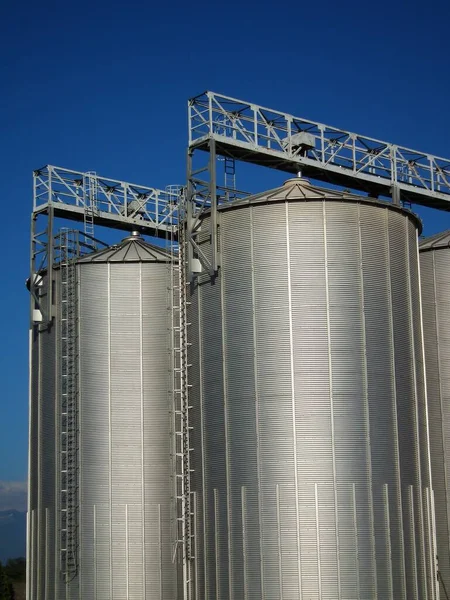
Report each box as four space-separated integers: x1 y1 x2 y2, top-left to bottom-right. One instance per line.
77 259 177 600
420 245 450 597
189 199 436 600
28 272 59 600
28 257 178 600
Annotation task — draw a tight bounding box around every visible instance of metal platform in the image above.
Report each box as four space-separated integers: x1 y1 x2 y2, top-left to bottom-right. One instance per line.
33 165 178 236
188 91 450 210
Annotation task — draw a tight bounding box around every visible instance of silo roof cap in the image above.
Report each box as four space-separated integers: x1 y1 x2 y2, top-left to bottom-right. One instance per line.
215 177 422 231
228 176 359 206
419 229 450 251
77 234 171 263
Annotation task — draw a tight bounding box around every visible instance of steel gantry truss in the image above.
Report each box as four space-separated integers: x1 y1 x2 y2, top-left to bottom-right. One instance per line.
187 90 450 275
31 165 179 325
189 91 450 209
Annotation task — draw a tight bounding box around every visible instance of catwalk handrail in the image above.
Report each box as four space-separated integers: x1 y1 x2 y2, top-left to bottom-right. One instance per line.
188 91 450 208
33 165 179 234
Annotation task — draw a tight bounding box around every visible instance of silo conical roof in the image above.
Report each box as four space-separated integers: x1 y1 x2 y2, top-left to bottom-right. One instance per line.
226 177 363 209
419 230 450 251
217 177 422 231
77 232 171 263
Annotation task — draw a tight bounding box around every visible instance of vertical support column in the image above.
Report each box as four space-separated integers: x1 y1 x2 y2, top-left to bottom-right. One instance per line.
209 138 219 275
391 184 401 206
186 149 195 279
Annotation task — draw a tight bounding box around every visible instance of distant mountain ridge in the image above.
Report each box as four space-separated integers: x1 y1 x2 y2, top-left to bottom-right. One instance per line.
0 510 26 563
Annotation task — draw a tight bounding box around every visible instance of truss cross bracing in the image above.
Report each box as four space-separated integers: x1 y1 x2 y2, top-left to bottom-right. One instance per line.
188 91 450 211
30 165 180 326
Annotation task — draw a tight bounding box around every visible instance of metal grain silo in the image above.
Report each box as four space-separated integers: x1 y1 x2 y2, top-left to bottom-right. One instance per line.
28 232 178 600
420 231 450 598
189 178 437 600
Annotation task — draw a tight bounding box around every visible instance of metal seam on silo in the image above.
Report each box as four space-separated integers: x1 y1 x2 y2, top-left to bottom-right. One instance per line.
125 503 129 600
284 201 303 599
425 488 436 600
158 503 163 600
214 488 220 600
275 484 283 600
198 281 208 598
352 483 361 597
384 207 407 598
417 238 438 600
356 203 377 596
241 486 248 600
314 483 322 600
107 262 112 599
249 205 265 599
409 485 419 598
383 483 394 599
45 507 49 600
31 509 35 600
219 239 231 599
193 491 199 600
405 217 428 600
139 261 146 598
93 504 96 600
322 200 342 600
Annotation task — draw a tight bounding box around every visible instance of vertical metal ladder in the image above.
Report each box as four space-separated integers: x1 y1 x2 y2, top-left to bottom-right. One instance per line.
168 189 195 600
224 156 236 199
83 171 97 245
59 228 79 582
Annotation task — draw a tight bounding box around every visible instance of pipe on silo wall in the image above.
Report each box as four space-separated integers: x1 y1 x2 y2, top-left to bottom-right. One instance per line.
420 235 450 599
189 180 436 600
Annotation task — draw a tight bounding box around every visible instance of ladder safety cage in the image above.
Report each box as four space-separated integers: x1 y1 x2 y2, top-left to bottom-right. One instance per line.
188 91 450 210
167 186 196 600
82 171 98 244
58 228 80 582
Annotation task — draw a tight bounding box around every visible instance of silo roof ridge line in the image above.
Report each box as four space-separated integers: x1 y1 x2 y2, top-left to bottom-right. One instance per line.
419 229 450 251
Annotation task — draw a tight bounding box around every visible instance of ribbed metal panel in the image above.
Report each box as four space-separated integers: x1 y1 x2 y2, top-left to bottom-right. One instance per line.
190 182 435 600
78 258 176 600
28 273 59 600
28 237 177 600
420 240 450 598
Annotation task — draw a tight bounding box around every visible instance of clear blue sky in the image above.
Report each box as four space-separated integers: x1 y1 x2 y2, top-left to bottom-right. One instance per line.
1 0 450 492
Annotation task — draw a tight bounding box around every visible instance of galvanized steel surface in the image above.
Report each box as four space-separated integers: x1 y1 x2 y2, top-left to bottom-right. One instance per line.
29 285 58 600
189 188 435 600
420 238 450 598
77 259 176 600
28 238 177 600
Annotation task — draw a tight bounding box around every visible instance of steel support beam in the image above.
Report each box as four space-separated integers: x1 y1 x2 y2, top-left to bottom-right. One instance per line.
189 91 450 211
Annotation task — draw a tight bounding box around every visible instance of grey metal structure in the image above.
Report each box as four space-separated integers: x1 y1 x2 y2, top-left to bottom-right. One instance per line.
31 165 179 325
189 91 450 208
28 233 179 599
188 177 437 600
187 91 450 276
420 231 450 599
